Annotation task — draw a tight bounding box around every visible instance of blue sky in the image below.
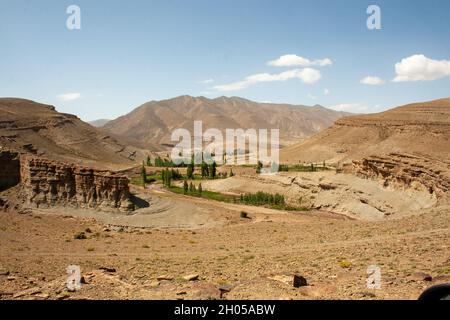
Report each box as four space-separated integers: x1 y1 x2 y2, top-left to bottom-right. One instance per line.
1 0 450 121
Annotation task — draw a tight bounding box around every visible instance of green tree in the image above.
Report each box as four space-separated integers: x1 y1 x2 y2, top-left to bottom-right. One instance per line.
183 180 188 194
187 163 194 179
140 164 146 186
256 161 263 174
209 161 217 179
198 183 202 195
230 169 234 177
146 155 152 166
201 162 209 178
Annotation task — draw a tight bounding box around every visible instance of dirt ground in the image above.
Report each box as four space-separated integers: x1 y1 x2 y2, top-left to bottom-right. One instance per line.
1 183 449 300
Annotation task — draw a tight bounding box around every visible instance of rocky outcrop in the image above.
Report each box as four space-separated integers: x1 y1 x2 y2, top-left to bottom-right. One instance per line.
0 150 134 212
0 149 20 191
349 153 450 202
20 157 134 211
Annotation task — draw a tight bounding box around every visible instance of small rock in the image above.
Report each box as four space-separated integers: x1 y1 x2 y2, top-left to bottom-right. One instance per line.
354 291 376 298
219 284 232 293
157 275 173 281
99 267 116 273
293 274 308 288
183 274 199 281
176 291 187 295
148 281 160 288
0 269 9 276
219 284 232 299
408 272 432 282
35 293 49 299
56 293 70 300
269 274 308 288
7 276 16 281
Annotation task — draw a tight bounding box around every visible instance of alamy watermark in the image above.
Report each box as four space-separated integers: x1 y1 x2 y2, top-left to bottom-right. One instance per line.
366 265 381 289
66 5 81 30
170 121 280 174
66 265 82 291
367 5 381 30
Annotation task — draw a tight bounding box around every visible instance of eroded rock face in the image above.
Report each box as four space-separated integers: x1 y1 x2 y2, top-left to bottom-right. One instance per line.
0 149 20 190
0 150 134 212
349 153 450 202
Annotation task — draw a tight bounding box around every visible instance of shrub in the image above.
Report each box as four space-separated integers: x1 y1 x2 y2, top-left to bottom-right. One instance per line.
240 211 248 219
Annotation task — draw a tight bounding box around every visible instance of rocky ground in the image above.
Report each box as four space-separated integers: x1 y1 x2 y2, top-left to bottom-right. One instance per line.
1 188 449 300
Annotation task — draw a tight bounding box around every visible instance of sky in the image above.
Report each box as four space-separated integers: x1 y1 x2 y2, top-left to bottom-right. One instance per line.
0 0 449 121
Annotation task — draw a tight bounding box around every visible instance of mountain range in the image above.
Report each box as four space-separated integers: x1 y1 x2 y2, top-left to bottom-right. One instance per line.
101 95 351 149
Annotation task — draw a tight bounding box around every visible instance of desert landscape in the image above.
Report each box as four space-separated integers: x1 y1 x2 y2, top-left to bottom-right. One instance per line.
1 97 449 300
1 1 450 303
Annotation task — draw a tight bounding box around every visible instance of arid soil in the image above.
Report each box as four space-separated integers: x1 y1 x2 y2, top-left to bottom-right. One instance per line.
1 183 449 300
202 171 436 220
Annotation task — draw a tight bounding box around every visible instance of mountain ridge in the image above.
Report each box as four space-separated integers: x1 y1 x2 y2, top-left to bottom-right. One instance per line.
102 95 352 149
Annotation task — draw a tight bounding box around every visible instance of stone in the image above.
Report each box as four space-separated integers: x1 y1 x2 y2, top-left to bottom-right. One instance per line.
293 274 308 288
407 272 432 282
157 275 173 281
183 274 199 281
99 267 116 273
0 269 10 276
0 152 136 212
219 284 232 299
269 274 308 288
148 281 160 288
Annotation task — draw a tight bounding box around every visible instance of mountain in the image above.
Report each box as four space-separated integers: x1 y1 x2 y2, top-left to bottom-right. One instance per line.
281 98 450 163
0 98 146 168
88 119 110 127
102 95 351 149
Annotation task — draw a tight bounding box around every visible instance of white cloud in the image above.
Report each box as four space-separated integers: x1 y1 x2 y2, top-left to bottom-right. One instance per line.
324 88 330 95
198 78 214 84
213 68 321 92
360 76 385 85
393 54 450 82
330 103 370 113
307 93 317 100
267 54 332 67
57 92 81 101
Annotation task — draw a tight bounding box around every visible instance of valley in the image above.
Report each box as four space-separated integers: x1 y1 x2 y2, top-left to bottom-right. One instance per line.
0 96 449 300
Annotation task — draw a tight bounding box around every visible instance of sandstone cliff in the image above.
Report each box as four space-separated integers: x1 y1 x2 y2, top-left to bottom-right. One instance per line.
0 150 135 212
348 153 450 203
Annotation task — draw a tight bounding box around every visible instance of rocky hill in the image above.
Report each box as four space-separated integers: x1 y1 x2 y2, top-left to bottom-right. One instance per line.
0 98 146 168
102 95 351 149
281 98 450 163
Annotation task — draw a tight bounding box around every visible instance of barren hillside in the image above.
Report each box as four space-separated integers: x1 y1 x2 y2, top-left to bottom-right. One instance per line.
0 98 145 168
103 95 351 149
281 98 450 163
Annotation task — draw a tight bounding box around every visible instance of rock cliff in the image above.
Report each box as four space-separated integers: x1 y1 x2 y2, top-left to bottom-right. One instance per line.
348 153 450 203
0 150 134 212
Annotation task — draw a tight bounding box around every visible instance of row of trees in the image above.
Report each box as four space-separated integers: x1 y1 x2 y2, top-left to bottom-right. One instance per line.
239 191 285 206
161 168 183 187
183 180 203 195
